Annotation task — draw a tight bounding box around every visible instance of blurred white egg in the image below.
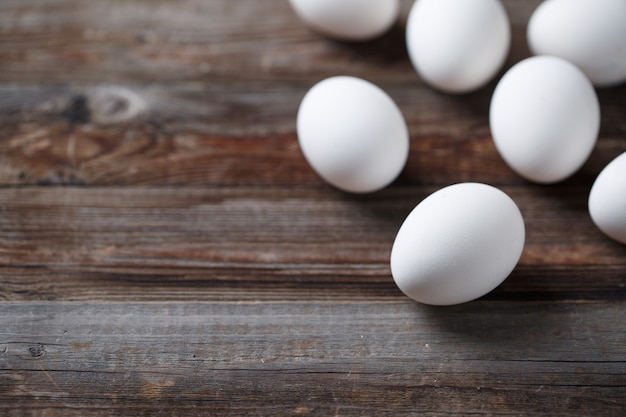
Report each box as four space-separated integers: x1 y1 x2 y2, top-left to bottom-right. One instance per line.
589 151 626 244
297 76 409 193
405 0 511 94
490 56 600 184
390 183 525 306
528 0 626 88
288 0 400 41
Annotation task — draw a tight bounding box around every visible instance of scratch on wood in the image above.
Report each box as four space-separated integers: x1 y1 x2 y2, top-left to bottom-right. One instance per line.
67 132 76 163
71 340 93 350
140 377 175 400
36 361 65 394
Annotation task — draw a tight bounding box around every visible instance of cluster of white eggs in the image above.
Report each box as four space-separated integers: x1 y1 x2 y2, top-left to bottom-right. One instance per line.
290 0 626 305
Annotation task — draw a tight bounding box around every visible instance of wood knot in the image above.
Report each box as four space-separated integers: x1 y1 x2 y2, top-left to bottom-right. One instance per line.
85 86 147 125
28 343 46 358
35 86 147 126
61 94 91 124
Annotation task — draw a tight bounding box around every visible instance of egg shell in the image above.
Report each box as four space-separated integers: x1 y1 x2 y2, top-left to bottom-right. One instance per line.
297 76 409 193
406 0 511 94
288 0 399 42
589 151 626 244
528 0 626 88
490 56 600 184
390 183 525 306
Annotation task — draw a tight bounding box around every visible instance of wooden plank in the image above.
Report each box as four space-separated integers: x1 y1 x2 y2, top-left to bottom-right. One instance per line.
1 301 625 416
0 0 539 83
0 0 625 415
0 0 622 187
0 186 624 302
0 82 624 187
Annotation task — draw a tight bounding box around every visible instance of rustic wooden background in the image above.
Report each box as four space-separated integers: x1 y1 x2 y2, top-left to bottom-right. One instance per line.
1 0 625 415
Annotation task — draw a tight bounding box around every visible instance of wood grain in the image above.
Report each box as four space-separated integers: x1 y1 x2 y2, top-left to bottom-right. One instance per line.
0 186 625 303
1 301 625 416
0 0 625 415
0 82 623 187
0 0 622 187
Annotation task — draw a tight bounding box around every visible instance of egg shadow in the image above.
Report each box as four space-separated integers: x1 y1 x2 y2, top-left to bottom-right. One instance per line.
411 296 572 346
334 185 428 242
324 21 411 68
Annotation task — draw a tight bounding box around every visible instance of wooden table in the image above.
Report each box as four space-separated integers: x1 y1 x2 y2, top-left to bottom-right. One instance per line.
1 1 625 415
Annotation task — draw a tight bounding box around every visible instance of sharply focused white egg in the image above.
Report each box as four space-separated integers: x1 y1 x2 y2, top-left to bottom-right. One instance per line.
490 56 600 184
406 0 511 94
390 183 525 306
528 0 626 88
589 151 626 244
288 0 400 41
296 76 409 193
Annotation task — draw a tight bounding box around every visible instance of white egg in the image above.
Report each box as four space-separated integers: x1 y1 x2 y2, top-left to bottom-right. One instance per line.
405 0 511 94
390 183 525 306
297 76 409 193
288 0 400 42
528 0 626 88
589 151 626 244
490 56 600 184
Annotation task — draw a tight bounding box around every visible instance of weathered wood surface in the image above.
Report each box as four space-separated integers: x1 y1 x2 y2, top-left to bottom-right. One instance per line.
0 0 625 415
0 186 624 303
2 301 625 416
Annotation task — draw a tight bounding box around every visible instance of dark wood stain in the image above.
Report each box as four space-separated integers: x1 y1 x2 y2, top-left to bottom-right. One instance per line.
0 0 624 415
